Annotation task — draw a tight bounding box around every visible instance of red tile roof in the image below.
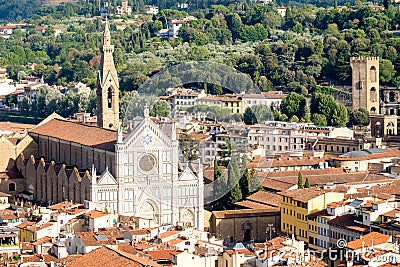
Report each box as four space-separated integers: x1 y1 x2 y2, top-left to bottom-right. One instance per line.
212 208 280 219
147 249 175 260
279 188 337 203
246 190 282 207
29 118 116 152
66 246 162 267
347 232 391 250
84 210 108 219
249 156 327 168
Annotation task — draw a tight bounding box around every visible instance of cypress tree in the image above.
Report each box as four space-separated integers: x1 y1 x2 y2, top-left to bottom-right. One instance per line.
213 157 227 210
227 155 242 208
297 172 304 189
239 155 250 199
304 177 310 188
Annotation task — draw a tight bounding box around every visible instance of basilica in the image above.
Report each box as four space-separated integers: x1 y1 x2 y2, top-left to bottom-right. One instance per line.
14 20 205 230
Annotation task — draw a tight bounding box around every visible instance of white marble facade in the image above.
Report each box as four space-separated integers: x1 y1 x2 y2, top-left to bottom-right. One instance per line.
90 111 204 230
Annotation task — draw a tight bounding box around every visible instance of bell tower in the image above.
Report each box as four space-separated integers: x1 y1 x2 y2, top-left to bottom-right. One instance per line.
97 18 119 130
350 56 380 115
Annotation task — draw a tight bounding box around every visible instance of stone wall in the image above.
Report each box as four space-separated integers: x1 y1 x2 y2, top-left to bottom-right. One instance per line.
16 155 91 204
0 134 37 172
210 209 281 242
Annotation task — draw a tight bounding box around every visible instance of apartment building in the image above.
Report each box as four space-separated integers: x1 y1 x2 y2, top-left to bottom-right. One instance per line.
279 188 345 244
248 121 353 154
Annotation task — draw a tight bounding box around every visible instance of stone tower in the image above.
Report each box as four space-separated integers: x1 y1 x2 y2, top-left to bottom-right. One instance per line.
350 56 380 114
97 18 120 130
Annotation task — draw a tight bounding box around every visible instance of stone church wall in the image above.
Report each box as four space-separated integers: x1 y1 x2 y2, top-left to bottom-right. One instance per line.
16 154 91 204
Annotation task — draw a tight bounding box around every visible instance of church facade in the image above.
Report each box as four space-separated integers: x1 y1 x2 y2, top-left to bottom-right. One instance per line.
14 19 204 230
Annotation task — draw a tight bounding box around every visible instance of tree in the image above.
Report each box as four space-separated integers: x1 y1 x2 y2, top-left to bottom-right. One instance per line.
311 113 328 126
239 155 251 199
243 107 257 125
380 59 395 84
243 104 272 125
188 46 211 61
297 172 303 189
150 100 171 117
304 177 310 188
212 157 227 210
289 115 299 122
220 138 232 166
349 109 370 127
332 104 348 127
227 155 242 208
179 130 200 161
280 93 307 121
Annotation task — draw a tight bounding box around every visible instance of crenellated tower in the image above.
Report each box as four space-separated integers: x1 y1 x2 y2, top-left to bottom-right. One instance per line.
97 18 120 130
350 56 380 114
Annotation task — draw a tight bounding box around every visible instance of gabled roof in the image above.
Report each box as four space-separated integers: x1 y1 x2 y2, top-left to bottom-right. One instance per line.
97 168 117 185
279 188 343 203
29 118 116 152
66 246 162 267
347 232 391 250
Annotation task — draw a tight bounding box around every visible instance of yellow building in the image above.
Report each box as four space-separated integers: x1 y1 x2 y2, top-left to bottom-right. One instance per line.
279 188 344 244
220 95 243 114
17 221 57 242
197 94 244 114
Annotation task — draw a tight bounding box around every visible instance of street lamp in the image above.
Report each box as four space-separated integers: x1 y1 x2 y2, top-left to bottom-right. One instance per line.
266 224 275 241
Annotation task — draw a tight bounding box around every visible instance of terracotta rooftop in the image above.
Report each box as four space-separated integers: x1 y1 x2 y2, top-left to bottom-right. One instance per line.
118 242 137 255
48 201 82 211
368 179 400 196
66 246 162 267
29 118 116 152
147 249 175 260
16 221 55 232
328 214 370 233
335 148 400 161
245 190 281 207
346 232 391 250
224 248 255 256
76 231 117 247
159 230 182 239
212 208 280 219
279 188 342 203
84 209 108 219
234 200 275 209
0 121 35 133
380 208 400 218
261 177 295 192
249 156 327 168
265 169 386 188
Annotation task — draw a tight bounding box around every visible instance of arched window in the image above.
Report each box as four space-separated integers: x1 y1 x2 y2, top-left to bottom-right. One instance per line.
8 183 15 192
107 88 112 109
370 87 377 102
370 66 377 83
370 107 376 114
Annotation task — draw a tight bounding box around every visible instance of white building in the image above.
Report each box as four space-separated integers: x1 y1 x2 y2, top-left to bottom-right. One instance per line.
146 5 159 14
90 108 205 230
241 91 287 110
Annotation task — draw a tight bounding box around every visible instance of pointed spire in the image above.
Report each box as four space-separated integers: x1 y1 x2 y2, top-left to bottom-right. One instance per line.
144 104 149 118
91 165 97 185
117 122 123 143
103 17 111 46
171 121 176 140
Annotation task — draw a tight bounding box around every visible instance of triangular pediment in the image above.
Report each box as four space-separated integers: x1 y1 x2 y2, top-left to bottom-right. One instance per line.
97 168 117 185
179 166 197 181
122 118 172 149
